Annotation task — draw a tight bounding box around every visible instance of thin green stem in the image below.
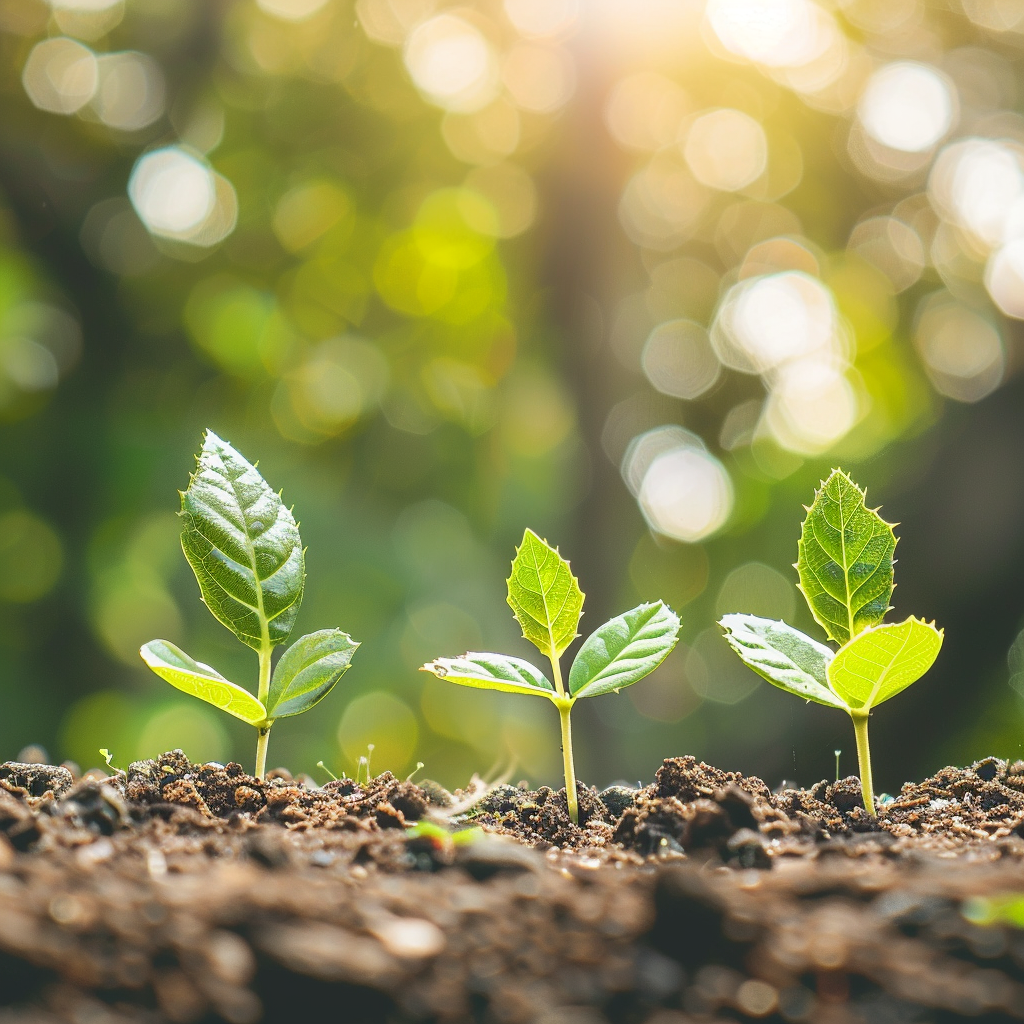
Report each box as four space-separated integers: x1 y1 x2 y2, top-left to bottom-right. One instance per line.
550 649 565 697
255 643 273 779
255 725 271 779
850 712 875 816
557 699 578 825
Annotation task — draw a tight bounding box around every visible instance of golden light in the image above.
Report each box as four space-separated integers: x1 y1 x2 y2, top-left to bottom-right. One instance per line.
915 292 1004 401
683 108 767 192
501 43 575 113
22 37 98 115
764 356 859 454
257 0 330 21
128 147 237 249
987 241 1024 319
91 52 165 132
929 138 1024 250
857 62 955 154
641 319 721 399
404 13 499 113
623 426 733 543
503 0 579 38
712 271 841 374
605 72 690 152
705 0 833 69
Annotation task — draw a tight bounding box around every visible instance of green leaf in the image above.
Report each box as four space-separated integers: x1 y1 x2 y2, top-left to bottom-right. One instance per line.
827 616 943 711
506 528 584 661
265 628 359 720
719 613 846 710
420 652 555 697
140 639 267 726
181 430 304 652
797 469 896 645
568 601 680 698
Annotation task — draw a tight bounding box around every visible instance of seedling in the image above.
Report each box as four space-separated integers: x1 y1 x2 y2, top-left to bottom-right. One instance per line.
421 528 681 824
140 430 360 778
720 469 943 816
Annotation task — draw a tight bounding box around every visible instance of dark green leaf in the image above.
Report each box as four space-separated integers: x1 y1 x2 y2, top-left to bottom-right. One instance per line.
719 614 845 709
568 601 680 698
181 430 304 651
266 628 359 719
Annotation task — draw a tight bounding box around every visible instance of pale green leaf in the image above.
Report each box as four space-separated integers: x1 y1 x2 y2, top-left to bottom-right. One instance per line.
797 469 896 645
506 528 584 660
568 601 680 698
719 613 846 710
420 652 555 697
266 628 359 720
181 430 304 651
140 639 267 726
827 616 943 711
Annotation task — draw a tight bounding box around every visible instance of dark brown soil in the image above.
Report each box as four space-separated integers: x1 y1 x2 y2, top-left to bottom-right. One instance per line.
2 750 1024 1023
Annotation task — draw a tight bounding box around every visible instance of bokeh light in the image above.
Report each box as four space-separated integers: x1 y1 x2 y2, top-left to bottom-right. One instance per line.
404 14 498 113
0 511 62 603
641 319 721 399
91 52 165 131
683 108 767 192
914 292 1005 402
22 37 98 114
338 691 419 775
128 147 237 248
857 62 955 154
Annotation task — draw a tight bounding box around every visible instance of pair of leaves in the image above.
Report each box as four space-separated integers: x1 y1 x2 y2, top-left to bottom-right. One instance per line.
422 530 681 702
142 627 359 726
140 433 357 725
721 613 943 713
722 469 943 714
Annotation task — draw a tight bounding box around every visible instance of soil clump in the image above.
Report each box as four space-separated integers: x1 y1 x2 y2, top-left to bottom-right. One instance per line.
0 750 1023 1022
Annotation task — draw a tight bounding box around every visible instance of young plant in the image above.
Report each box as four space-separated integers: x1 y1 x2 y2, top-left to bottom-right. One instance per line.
720 469 943 816
140 430 359 778
421 528 681 824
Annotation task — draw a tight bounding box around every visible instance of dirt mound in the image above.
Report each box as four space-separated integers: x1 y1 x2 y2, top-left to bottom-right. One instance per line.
1 751 1024 1022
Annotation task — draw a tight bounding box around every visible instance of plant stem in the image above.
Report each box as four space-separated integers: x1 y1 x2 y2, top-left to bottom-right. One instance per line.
255 725 271 779
557 699 578 825
547 653 579 824
850 712 875 816
255 643 273 779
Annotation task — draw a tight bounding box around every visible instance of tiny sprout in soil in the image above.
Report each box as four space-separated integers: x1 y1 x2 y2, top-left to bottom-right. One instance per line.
140 430 360 779
421 528 681 824
720 468 943 816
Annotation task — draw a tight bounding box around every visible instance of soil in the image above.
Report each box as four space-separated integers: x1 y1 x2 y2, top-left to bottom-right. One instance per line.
2 751 1024 1023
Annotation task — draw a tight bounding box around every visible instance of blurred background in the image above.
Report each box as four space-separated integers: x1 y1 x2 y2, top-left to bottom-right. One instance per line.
1 0 1024 794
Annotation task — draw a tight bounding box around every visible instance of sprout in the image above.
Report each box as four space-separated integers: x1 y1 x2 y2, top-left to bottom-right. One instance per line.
140 431 360 778
421 528 681 823
720 469 943 815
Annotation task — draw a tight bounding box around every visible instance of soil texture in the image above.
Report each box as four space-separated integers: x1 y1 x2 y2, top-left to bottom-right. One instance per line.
0 750 1024 1023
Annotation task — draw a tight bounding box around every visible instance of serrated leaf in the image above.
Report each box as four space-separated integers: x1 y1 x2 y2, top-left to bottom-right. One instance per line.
719 613 846 710
140 639 267 726
265 628 359 720
181 430 304 652
827 616 943 711
797 469 896 645
506 528 584 661
568 601 680 698
420 652 555 697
